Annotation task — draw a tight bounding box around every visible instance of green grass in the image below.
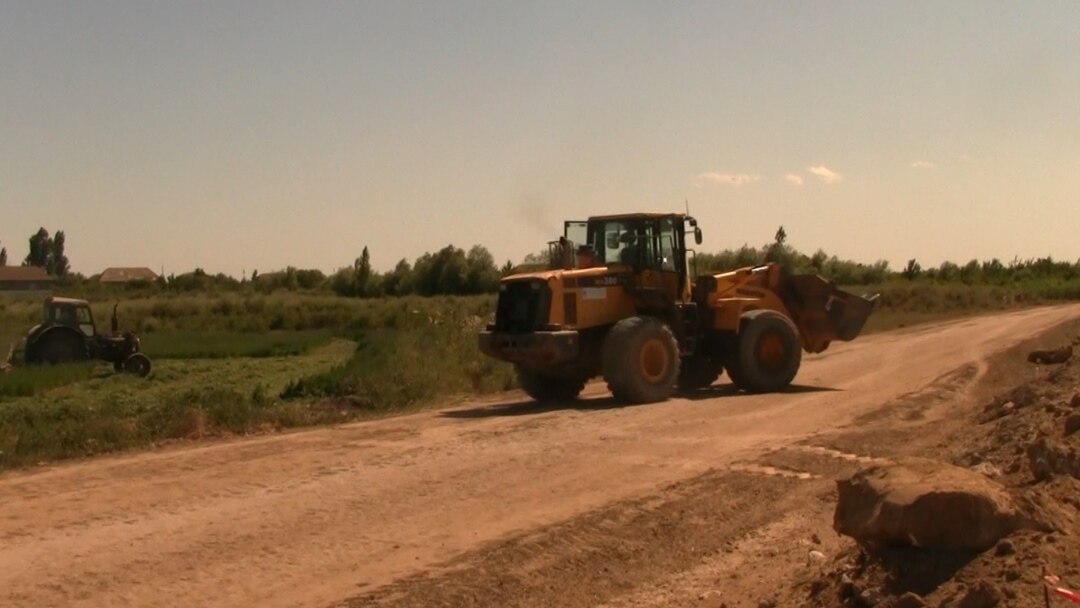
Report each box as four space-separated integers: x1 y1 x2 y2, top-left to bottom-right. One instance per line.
280 309 515 412
0 363 99 398
0 340 355 468
140 330 333 359
842 281 1029 333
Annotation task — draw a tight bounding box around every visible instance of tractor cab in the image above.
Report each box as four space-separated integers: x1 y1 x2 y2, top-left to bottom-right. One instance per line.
44 297 100 337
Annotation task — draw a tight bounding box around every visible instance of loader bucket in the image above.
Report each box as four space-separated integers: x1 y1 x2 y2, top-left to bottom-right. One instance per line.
780 274 878 353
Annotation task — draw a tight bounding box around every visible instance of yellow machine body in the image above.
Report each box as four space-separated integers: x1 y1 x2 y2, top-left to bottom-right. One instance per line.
479 212 876 402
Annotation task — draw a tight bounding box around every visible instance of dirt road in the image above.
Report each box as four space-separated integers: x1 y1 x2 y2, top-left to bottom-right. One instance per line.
2 305 1078 608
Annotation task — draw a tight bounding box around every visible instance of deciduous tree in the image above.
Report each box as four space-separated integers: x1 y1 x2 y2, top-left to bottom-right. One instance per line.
52 230 70 276
24 227 50 268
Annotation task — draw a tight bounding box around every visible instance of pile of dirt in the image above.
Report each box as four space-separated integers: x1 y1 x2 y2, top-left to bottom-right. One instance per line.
807 342 1080 607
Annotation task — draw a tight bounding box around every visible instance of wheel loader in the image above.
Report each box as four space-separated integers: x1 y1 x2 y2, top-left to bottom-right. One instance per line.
7 296 152 377
478 213 877 403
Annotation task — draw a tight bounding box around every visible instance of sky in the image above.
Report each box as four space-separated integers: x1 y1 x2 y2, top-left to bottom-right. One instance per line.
2 1 1079 277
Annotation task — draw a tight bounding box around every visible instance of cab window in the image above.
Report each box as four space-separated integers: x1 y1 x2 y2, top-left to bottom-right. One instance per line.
658 218 677 272
77 307 94 336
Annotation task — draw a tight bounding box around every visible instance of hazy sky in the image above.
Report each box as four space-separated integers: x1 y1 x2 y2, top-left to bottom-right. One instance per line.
3 1 1079 277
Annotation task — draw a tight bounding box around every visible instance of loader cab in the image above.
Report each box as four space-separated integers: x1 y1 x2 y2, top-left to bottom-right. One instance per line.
565 213 701 304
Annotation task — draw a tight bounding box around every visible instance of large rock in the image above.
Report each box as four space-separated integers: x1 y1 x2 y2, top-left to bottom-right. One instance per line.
834 458 1026 551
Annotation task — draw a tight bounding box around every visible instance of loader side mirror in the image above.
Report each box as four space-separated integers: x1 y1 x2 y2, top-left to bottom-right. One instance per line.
694 227 703 245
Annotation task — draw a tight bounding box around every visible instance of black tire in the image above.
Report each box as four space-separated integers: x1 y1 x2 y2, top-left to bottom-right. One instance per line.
123 353 152 377
678 356 724 391
34 331 86 364
515 366 585 402
602 316 680 404
114 360 124 373
725 352 748 391
730 309 801 393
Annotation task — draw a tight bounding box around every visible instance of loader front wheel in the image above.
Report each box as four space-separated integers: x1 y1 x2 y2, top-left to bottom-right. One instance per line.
731 310 801 393
515 366 586 402
602 316 680 404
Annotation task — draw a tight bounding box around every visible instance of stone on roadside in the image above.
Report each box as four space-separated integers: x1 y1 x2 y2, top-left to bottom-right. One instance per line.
1028 346 1072 364
957 581 1003 608
1028 438 1080 481
1064 413 1080 437
856 586 883 606
834 458 1026 551
893 592 926 608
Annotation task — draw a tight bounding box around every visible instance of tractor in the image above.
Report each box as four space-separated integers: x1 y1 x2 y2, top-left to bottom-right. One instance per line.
479 213 877 403
14 296 152 377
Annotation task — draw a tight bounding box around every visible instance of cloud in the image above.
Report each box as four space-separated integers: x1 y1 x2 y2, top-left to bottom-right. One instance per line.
783 174 804 186
910 160 936 169
806 165 842 184
695 172 761 187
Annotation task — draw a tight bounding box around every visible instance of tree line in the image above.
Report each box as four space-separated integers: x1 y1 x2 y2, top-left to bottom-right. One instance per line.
9 225 1080 295
324 244 505 296
696 226 1079 287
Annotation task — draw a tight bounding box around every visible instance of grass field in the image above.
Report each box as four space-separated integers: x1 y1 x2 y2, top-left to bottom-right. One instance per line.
0 339 355 468
139 330 333 359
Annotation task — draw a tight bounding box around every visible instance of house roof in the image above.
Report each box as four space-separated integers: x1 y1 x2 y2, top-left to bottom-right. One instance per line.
99 267 158 283
0 266 54 282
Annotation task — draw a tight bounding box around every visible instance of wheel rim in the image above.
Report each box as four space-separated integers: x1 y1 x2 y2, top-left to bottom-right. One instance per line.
639 338 670 383
757 331 788 371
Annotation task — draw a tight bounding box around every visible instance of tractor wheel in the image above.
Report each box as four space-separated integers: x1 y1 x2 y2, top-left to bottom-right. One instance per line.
602 316 680 404
123 353 152 377
678 356 723 391
515 366 586 402
36 332 86 364
730 310 801 393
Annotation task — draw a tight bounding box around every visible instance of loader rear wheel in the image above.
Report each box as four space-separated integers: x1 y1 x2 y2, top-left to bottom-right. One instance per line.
678 356 723 391
515 366 586 402
602 316 680 404
730 310 801 393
